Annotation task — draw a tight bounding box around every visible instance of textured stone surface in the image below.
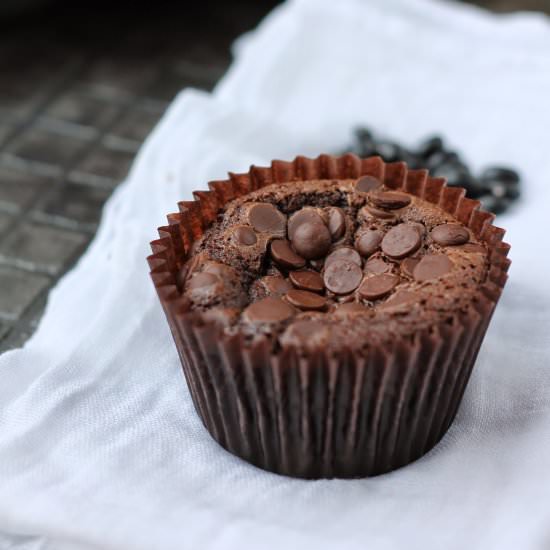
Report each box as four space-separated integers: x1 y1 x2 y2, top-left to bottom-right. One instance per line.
0 167 48 211
0 125 15 147
44 92 120 130
32 183 110 230
0 266 50 322
0 0 279 352
0 212 13 234
109 109 163 144
4 127 92 169
0 222 89 275
71 143 135 185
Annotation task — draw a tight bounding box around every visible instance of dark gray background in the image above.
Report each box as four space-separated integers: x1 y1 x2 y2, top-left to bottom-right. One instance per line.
0 0 547 352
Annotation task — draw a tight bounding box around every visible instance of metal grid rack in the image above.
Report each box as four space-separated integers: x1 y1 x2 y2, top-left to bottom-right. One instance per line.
0 0 278 351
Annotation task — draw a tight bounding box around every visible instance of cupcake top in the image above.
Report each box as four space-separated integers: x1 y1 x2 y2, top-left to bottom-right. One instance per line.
177 175 489 352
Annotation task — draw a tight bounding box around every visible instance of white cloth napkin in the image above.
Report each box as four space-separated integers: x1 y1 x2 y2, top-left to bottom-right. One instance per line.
1 0 550 548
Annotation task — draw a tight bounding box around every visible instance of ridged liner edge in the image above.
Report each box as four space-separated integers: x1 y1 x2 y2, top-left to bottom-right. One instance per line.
148 154 510 478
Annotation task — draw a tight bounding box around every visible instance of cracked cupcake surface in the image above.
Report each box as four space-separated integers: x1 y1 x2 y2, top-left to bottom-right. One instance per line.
177 175 489 351
150 155 510 478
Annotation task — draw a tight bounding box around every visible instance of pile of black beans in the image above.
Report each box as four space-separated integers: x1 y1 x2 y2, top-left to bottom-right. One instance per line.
346 128 520 214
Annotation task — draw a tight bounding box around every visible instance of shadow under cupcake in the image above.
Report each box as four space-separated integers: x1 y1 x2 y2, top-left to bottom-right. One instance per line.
148 154 510 479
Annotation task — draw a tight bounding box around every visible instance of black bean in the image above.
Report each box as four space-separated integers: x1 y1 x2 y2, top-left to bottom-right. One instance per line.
431 162 471 186
481 166 520 201
479 194 510 215
351 128 377 157
373 141 402 162
343 127 521 216
400 152 424 170
426 151 460 169
505 185 521 200
480 166 520 185
354 127 374 142
464 178 491 199
357 141 377 158
490 181 507 198
416 135 444 158
488 180 520 200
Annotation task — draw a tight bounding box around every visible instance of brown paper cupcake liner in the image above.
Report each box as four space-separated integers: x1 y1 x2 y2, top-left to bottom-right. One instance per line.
148 154 510 479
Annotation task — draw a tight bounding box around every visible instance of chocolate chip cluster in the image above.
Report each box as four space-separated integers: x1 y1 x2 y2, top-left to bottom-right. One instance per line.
181 175 487 329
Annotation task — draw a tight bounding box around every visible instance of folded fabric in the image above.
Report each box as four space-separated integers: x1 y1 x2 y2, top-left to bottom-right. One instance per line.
1 0 550 549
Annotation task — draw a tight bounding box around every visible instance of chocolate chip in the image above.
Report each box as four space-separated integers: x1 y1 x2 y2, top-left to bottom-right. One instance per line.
325 246 362 268
323 260 363 295
431 224 469 246
291 220 332 260
285 289 327 311
356 229 383 257
362 205 397 221
381 223 422 259
413 254 453 281
333 302 369 316
370 191 411 210
187 272 219 290
358 273 400 300
248 203 287 234
364 256 391 274
355 175 382 193
270 239 306 269
232 225 257 246
289 270 324 293
261 275 292 296
242 297 295 324
400 257 419 278
327 207 346 240
288 208 325 240
380 290 421 309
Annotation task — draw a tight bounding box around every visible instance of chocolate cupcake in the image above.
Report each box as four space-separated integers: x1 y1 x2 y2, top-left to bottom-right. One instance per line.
148 155 510 479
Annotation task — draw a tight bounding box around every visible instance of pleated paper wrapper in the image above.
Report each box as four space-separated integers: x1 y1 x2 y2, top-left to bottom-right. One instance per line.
148 154 510 479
